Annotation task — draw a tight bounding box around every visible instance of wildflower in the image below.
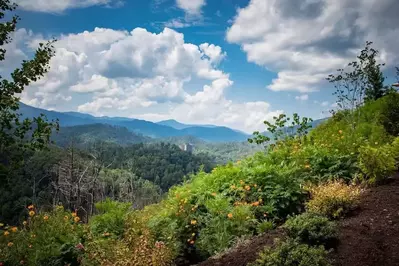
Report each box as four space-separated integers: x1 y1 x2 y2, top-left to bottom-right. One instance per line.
71 212 77 217
29 211 35 217
23 221 27 226
7 242 13 247
28 244 32 248
0 223 4 227
375 142 378 145
254 184 257 188
190 240 195 245
211 192 217 197
240 180 244 185
305 164 311 169
263 213 268 217
11 227 17 232
252 201 260 207
339 130 343 134
27 205 34 210
43 216 49 221
192 233 195 236
227 213 233 219
245 185 251 191
75 243 85 250
103 232 111 237
20 261 25 265
231 185 236 189
74 217 80 223
4 231 9 236
155 241 164 249
190 220 197 225
64 216 69 220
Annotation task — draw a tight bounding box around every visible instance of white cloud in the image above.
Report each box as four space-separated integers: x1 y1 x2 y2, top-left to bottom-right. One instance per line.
295 94 309 101
227 0 399 92
176 0 205 15
4 26 281 132
14 0 123 12
321 101 329 107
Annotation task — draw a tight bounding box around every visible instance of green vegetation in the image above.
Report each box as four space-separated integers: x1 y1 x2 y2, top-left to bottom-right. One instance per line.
1 4 399 265
250 239 330 266
283 213 337 246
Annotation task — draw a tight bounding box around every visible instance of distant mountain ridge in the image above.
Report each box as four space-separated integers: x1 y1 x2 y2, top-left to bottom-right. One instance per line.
19 103 249 142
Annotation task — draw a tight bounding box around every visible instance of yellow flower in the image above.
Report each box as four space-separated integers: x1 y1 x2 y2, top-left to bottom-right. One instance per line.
191 233 195 236
7 242 13 247
0 223 4 227
227 213 233 219
4 231 10 236
190 220 197 225
71 212 77 217
211 192 217 197
43 216 49 221
375 142 378 145
239 180 244 185
341 136 344 139
74 217 80 223
27 205 34 210
23 221 27 226
11 227 17 232
230 185 236 189
31 234 36 238
64 216 69 220
29 211 35 217
245 185 251 191
305 164 311 169
339 130 343 134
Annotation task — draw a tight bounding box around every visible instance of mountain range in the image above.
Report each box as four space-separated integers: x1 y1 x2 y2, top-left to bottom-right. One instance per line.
19 103 250 142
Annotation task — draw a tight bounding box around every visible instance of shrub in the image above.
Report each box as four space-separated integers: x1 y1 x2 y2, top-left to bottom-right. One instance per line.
305 181 361 219
257 221 274 234
250 239 330 266
0 205 85 265
89 199 131 238
283 213 337 246
358 144 397 184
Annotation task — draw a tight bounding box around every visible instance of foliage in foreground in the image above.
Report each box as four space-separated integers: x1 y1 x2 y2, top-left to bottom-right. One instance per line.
250 239 330 266
283 213 337 246
305 181 362 219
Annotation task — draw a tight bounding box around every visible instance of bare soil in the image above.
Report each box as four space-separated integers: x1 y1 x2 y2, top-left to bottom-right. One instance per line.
197 174 399 266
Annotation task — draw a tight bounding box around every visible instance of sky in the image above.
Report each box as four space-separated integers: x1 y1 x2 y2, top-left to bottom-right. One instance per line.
1 0 399 133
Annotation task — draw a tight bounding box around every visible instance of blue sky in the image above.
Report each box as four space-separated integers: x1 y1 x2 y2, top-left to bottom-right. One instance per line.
2 0 398 133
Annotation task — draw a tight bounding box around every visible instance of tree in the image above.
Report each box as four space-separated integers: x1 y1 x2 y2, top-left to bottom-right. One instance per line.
0 0 58 155
327 42 387 115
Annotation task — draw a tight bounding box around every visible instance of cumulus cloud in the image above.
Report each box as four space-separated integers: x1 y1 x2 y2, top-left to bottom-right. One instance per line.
2 26 280 132
227 0 399 92
176 0 205 15
14 0 123 12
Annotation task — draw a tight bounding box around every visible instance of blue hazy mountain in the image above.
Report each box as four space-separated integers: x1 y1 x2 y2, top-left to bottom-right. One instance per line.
157 119 218 130
19 103 249 142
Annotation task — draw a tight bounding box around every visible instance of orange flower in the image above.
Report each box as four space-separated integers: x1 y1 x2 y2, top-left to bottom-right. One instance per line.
74 217 80 223
71 212 77 217
189 240 195 245
11 227 17 232
252 201 260 207
29 211 35 217
27 205 34 210
245 185 251 191
7 242 13 247
4 231 9 236
190 220 197 225
43 216 49 221
227 213 233 219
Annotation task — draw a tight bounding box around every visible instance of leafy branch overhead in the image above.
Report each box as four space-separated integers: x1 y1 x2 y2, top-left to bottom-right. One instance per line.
0 0 58 152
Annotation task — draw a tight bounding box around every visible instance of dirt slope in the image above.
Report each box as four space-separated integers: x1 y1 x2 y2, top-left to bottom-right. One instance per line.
197 174 399 266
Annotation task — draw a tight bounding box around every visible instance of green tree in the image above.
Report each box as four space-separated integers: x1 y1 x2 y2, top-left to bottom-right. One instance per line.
0 0 58 154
